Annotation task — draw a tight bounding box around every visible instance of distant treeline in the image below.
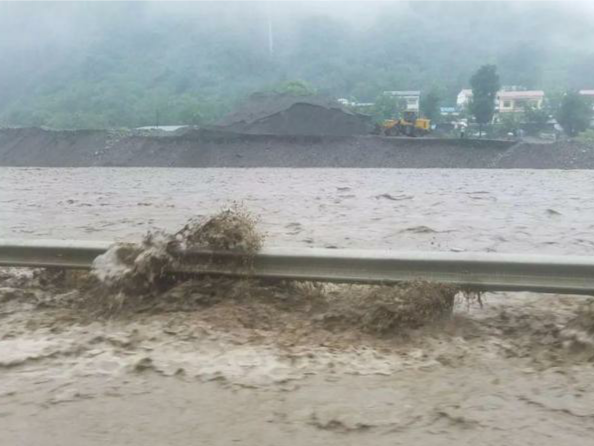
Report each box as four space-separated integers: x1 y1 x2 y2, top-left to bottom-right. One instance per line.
1 1 593 129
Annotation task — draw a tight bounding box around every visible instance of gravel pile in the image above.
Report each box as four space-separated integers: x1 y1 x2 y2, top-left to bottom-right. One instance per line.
1 127 593 168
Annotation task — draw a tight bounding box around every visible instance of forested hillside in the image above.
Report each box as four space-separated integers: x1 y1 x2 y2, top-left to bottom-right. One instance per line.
1 1 593 129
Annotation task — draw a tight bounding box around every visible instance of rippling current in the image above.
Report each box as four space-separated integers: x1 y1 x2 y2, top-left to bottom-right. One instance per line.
1 167 593 255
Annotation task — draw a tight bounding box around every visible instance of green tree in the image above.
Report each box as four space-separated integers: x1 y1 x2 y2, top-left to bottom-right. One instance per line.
371 94 406 123
523 103 549 128
543 90 564 116
273 80 317 96
178 106 203 126
577 129 594 143
556 91 593 137
420 89 441 121
469 64 500 136
499 113 519 136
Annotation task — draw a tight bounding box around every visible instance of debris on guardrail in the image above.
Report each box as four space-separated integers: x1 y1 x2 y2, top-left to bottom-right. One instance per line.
0 206 460 335
315 282 457 334
89 204 263 314
175 205 263 254
80 206 458 330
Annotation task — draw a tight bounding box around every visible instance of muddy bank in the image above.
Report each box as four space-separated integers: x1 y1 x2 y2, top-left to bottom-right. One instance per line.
2 126 593 168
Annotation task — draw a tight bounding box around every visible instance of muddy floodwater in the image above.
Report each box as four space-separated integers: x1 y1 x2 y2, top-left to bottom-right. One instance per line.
1 167 594 446
2 167 594 254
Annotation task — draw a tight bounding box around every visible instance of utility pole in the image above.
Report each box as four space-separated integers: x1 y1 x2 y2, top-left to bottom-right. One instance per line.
267 6 274 57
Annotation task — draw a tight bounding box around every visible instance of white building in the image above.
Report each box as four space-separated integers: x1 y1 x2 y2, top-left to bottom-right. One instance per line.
337 98 374 107
497 90 545 113
456 89 473 108
337 98 375 113
456 88 545 113
384 91 420 112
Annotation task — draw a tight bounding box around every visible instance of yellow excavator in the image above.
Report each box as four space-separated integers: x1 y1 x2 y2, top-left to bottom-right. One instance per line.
377 111 431 137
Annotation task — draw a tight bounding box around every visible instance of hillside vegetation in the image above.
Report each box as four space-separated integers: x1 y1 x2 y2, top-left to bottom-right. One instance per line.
1 1 593 129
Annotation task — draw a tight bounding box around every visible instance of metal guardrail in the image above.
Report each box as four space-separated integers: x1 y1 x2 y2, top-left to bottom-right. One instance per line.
0 239 111 269
1 239 594 295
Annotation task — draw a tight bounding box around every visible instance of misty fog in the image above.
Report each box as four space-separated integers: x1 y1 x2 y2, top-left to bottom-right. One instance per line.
1 1 593 128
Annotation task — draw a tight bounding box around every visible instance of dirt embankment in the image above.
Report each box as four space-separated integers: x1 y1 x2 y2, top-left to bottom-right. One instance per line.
1 127 593 168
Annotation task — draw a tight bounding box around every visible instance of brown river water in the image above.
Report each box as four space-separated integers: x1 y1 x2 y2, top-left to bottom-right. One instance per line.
1 167 594 446
2 167 594 254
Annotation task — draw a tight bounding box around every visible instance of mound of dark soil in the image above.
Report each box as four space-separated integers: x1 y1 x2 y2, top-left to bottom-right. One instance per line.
212 92 370 136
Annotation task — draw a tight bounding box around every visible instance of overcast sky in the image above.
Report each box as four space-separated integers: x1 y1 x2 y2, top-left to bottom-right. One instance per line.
0 0 594 22
0 0 594 48
149 0 594 19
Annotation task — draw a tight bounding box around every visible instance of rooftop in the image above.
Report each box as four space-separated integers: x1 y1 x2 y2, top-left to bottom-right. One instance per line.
498 90 545 99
